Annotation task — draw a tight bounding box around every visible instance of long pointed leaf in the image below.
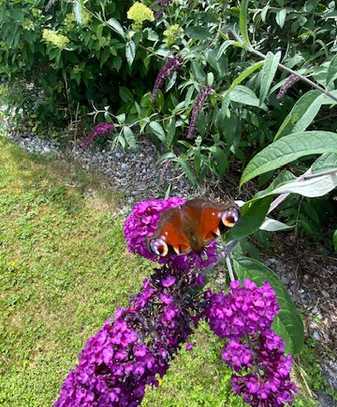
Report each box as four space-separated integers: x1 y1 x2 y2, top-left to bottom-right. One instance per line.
241 131 337 185
260 51 281 105
274 90 322 140
239 0 251 46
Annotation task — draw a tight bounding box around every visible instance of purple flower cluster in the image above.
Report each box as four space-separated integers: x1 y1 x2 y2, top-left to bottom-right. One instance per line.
153 0 173 18
206 280 279 339
80 122 115 149
206 280 297 407
276 73 300 99
186 86 214 139
152 56 182 100
231 330 296 407
123 197 218 271
55 266 206 406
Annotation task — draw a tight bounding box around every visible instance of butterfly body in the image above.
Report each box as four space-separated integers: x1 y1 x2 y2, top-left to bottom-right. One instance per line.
149 198 239 256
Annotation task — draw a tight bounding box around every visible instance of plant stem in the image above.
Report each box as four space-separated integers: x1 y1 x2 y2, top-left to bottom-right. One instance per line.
227 29 337 104
226 255 235 281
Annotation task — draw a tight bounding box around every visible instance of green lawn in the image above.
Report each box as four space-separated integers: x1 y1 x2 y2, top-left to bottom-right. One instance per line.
0 136 319 406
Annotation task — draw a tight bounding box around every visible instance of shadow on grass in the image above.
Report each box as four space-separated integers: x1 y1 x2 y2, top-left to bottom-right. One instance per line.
1 136 122 216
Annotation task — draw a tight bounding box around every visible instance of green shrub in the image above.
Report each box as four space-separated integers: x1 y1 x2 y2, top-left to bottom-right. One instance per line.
0 0 158 133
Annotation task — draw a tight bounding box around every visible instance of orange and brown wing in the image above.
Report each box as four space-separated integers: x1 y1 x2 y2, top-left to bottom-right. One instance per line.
152 207 191 255
184 199 223 245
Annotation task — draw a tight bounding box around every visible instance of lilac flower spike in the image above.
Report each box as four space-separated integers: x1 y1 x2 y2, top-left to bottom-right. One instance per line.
152 56 182 100
276 73 300 99
186 86 214 139
206 280 297 407
55 266 206 407
153 0 173 18
80 122 114 149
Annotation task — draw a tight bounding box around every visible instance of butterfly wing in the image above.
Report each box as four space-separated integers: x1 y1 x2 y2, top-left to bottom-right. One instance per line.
151 207 191 255
184 199 223 250
149 198 240 256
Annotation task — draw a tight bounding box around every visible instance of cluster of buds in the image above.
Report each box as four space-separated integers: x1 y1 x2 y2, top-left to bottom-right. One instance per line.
80 123 114 149
186 86 214 139
206 280 297 407
152 57 183 100
276 73 300 99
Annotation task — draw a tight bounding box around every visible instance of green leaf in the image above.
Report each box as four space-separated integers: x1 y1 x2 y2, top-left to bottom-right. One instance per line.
185 26 209 40
119 87 133 104
239 0 251 46
230 61 264 90
107 18 125 39
191 62 205 82
230 85 267 109
149 121 165 142
123 126 137 149
210 146 228 176
259 51 281 104
333 230 337 252
312 152 337 174
126 41 136 67
227 197 273 241
216 40 235 60
270 171 337 197
233 256 304 354
260 217 293 232
274 90 322 140
176 158 198 186
261 5 269 22
73 0 84 25
241 131 337 186
207 72 214 86
327 55 337 85
165 71 177 92
165 118 176 148
275 9 287 28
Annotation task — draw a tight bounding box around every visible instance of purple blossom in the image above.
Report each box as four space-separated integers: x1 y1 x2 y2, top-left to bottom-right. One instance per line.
276 73 300 99
161 275 176 287
80 122 114 149
222 340 253 371
206 280 279 339
123 198 218 271
152 56 182 99
185 342 193 351
206 280 297 407
55 265 206 406
186 86 213 139
230 330 296 406
153 0 173 18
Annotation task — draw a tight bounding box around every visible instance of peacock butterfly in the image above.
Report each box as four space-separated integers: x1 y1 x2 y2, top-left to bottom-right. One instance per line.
148 198 239 256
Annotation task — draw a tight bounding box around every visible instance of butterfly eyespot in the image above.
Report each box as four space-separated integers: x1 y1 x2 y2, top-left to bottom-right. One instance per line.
149 238 168 257
221 208 239 228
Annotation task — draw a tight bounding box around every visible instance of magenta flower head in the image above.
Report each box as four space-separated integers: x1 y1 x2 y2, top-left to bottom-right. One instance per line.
123 198 218 271
230 330 297 407
206 279 279 339
152 56 183 100
206 279 297 406
55 265 205 406
80 122 115 149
